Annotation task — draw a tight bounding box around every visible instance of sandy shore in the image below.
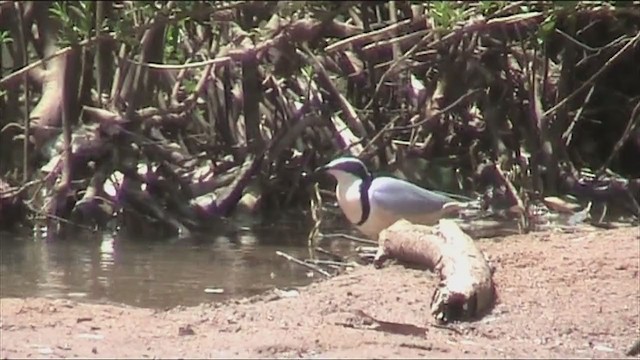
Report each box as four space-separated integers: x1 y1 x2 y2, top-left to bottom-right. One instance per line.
1 226 638 359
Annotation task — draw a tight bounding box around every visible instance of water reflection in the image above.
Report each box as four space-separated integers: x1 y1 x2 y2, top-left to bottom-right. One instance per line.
0 223 357 309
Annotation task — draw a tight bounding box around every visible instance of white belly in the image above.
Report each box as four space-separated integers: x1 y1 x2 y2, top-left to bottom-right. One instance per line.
357 205 401 239
336 181 400 240
335 181 363 225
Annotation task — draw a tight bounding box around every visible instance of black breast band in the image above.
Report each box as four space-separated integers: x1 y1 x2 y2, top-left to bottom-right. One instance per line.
356 177 372 226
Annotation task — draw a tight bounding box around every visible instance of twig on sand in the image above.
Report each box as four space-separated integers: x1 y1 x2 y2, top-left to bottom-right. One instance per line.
276 251 333 277
321 233 377 245
305 259 359 268
314 247 347 262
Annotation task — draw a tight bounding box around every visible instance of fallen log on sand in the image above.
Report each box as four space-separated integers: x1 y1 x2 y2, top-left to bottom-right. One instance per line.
375 219 496 324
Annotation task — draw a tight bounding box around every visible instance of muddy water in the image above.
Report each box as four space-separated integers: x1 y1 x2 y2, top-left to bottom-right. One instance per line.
0 220 357 309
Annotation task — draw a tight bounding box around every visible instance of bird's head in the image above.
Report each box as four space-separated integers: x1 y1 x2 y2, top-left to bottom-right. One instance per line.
315 157 372 185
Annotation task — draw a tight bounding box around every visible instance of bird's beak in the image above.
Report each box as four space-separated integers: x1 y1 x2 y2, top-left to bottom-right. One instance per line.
313 164 328 175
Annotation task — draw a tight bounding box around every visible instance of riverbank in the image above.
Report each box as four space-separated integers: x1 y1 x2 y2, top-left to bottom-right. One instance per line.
1 226 638 359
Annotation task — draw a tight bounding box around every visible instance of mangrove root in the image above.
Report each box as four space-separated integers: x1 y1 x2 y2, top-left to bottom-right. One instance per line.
375 219 496 324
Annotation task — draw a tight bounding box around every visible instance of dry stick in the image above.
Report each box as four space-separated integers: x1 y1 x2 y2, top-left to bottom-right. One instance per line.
305 259 356 268
391 89 480 131
0 33 114 88
46 52 74 236
555 28 618 53
170 59 193 105
185 62 215 105
366 10 544 113
126 56 232 70
356 245 379 254
24 201 95 232
314 247 347 262
125 28 154 120
0 177 49 201
15 1 29 183
240 51 263 152
542 30 640 119
95 0 107 107
361 29 431 54
348 6 363 29
562 85 596 146
484 1 526 19
493 163 526 214
359 2 383 159
109 43 128 109
596 100 640 178
359 89 478 157
299 45 367 139
525 30 552 197
25 163 61 206
361 31 432 112
575 35 630 68
321 233 378 245
387 1 401 60
360 11 511 112
0 122 25 134
359 114 403 157
308 182 323 246
275 251 332 278
372 52 433 71
325 17 415 53
0 1 247 88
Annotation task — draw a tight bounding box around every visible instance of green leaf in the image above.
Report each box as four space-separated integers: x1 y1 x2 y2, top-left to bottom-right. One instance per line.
0 30 12 45
429 1 465 29
538 14 556 44
184 78 198 93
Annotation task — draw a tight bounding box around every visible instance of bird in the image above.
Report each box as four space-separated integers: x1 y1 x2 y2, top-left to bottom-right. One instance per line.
316 156 464 239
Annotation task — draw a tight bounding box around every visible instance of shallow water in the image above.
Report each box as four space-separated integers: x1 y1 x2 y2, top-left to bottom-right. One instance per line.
0 220 357 309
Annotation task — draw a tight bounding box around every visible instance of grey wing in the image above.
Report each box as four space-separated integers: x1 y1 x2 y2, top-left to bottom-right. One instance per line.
369 177 453 215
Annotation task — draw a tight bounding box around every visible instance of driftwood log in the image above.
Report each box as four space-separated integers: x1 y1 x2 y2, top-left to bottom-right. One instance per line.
375 219 496 324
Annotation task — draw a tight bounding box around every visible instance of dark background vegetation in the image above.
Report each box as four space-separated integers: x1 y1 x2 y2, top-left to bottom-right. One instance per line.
0 1 638 240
